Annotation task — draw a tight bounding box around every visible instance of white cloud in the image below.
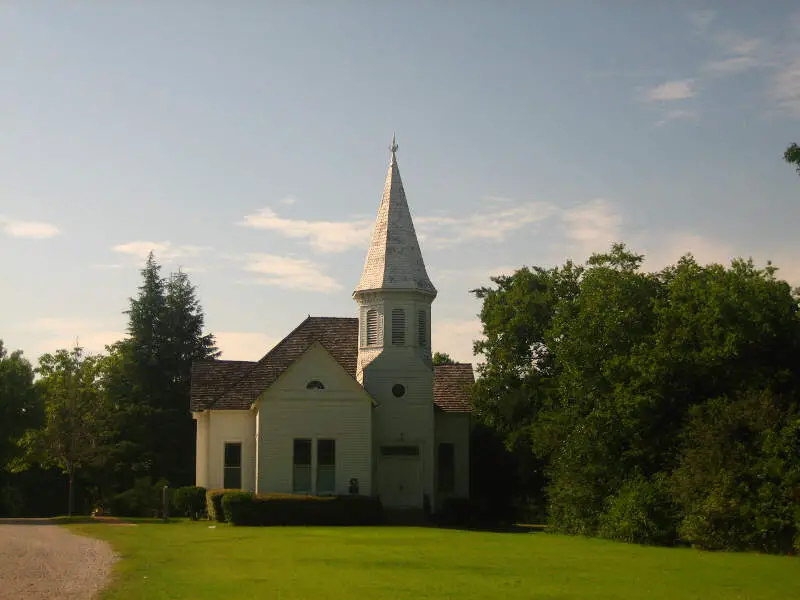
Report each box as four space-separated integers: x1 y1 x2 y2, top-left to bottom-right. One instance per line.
433 318 483 364
638 232 735 272
643 79 696 101
771 58 800 117
238 208 373 253
704 56 760 75
243 253 342 292
112 241 209 261
0 216 60 239
215 332 276 361
562 199 622 255
656 108 698 126
417 202 556 248
280 197 297 206
25 317 124 355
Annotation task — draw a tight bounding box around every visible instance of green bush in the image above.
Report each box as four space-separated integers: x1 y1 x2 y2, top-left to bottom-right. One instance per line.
598 474 677 546
108 477 173 518
174 486 206 520
221 492 384 526
435 498 473 527
206 489 238 522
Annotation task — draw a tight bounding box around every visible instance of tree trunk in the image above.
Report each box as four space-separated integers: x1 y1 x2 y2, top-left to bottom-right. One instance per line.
67 471 75 517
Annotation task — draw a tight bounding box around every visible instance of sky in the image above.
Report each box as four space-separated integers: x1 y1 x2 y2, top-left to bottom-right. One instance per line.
2 1 800 367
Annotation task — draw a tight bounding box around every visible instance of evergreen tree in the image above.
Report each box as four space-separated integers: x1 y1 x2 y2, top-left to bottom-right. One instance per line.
107 253 218 487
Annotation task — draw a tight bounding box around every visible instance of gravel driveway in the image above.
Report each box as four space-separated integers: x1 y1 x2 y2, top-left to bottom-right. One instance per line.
0 520 116 600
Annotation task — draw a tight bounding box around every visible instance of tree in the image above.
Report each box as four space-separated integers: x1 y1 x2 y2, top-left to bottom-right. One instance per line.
0 341 40 468
784 142 800 175
0 341 41 516
106 253 219 487
471 242 800 550
16 346 114 516
432 352 455 366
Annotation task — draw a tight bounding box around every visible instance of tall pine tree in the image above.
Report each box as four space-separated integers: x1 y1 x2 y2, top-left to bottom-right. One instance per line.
108 253 218 487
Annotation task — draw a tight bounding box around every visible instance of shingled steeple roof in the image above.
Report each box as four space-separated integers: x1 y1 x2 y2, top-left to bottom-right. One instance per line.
354 136 436 297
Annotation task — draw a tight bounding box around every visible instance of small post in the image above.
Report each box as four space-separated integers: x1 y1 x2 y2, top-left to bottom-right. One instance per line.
162 485 169 522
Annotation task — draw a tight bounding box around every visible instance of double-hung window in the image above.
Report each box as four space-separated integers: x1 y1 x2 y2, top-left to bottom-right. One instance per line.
316 439 336 495
292 439 312 493
224 442 242 489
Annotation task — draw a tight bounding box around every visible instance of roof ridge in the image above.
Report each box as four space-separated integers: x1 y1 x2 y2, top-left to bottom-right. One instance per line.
207 316 315 409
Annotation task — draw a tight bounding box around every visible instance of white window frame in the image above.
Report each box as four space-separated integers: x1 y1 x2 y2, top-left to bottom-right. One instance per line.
223 440 243 490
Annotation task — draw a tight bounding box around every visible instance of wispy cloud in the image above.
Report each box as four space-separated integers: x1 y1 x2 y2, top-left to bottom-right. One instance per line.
656 108 698 126
238 208 373 253
703 33 767 75
433 318 483 363
771 58 800 117
279 197 297 206
417 202 556 248
112 241 209 261
25 317 124 355
215 331 276 360
0 216 60 239
643 79 696 101
562 199 622 254
242 253 341 292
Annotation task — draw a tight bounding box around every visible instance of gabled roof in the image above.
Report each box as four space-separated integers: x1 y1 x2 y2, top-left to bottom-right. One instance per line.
433 363 475 413
354 138 437 296
190 316 358 411
191 316 473 413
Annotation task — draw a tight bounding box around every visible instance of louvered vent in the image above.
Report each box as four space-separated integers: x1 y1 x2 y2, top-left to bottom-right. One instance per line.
366 309 378 345
418 310 426 347
391 308 406 345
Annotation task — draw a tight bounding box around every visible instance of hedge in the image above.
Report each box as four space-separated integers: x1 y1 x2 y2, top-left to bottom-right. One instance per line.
206 489 239 522
221 492 384 526
174 486 206 520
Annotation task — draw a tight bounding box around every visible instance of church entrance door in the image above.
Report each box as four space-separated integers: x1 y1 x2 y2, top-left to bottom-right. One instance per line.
377 446 422 508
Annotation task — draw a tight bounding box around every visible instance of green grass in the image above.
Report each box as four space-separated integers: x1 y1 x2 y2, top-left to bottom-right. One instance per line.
67 520 799 600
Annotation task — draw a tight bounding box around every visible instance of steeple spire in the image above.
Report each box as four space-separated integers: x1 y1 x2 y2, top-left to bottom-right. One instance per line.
354 136 436 297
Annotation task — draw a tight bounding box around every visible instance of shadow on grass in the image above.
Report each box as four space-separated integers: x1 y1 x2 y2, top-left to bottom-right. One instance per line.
434 523 548 534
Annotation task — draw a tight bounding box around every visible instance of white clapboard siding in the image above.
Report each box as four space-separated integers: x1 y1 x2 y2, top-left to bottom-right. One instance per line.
256 343 373 496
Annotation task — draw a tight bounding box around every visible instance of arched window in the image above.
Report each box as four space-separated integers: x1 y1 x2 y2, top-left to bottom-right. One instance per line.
306 380 325 390
418 310 427 347
365 309 378 345
391 308 406 345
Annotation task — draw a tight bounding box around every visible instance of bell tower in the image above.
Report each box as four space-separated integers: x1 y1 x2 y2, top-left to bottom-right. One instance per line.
353 136 437 509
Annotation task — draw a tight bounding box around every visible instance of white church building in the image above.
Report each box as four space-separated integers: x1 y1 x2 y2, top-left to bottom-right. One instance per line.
190 139 473 511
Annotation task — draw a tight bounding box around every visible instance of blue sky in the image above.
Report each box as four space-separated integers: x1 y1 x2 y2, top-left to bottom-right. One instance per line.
2 1 800 365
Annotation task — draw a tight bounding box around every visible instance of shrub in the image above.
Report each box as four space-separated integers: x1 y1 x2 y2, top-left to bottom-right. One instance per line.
221 492 384 526
436 498 473 527
174 486 206 520
108 477 173 518
206 489 238 522
598 474 677 546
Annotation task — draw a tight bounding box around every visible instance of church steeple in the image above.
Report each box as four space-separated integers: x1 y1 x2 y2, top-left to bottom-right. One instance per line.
354 137 437 298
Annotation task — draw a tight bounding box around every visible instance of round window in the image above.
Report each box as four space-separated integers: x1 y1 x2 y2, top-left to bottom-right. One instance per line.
392 384 406 398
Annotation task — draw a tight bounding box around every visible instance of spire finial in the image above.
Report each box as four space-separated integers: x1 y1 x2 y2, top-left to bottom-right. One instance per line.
389 133 398 155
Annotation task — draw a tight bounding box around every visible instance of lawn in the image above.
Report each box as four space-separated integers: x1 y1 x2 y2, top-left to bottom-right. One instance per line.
68 520 799 600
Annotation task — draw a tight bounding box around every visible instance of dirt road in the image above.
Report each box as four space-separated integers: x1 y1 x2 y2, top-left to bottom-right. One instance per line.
0 520 115 599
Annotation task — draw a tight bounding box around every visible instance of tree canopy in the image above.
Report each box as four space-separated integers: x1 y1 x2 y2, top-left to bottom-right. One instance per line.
471 243 800 553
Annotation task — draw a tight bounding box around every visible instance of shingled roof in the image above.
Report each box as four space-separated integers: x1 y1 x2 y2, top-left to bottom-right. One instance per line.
190 316 473 413
433 363 475 413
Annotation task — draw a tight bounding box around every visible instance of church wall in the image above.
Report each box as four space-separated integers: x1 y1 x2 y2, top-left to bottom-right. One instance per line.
206 410 257 492
362 350 435 508
192 411 209 488
256 344 373 496
434 411 471 509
